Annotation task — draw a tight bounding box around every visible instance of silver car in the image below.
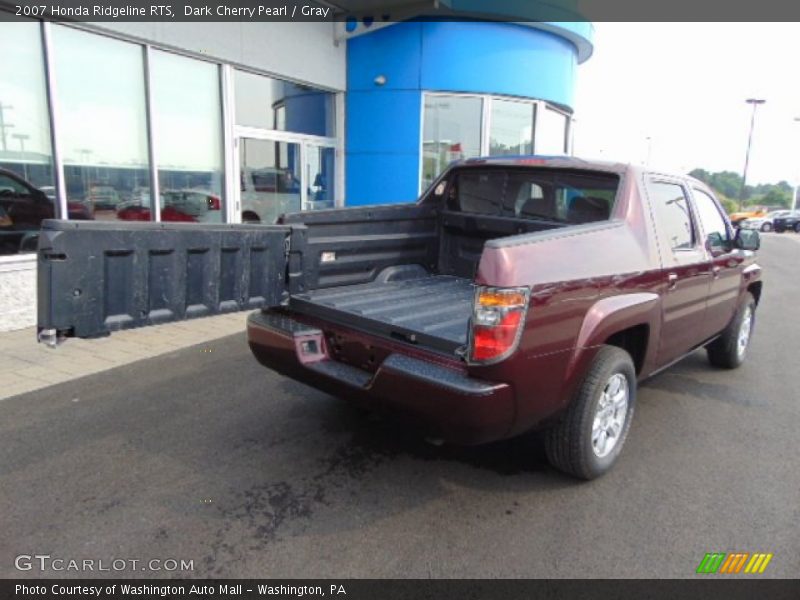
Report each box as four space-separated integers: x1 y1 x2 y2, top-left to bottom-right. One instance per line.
740 210 797 232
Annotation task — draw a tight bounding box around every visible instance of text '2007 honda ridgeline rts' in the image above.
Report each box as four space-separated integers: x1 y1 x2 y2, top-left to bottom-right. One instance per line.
37 157 762 478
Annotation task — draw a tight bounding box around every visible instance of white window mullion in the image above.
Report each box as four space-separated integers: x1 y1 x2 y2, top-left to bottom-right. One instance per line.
481 95 492 156
40 21 67 220
221 64 239 223
143 45 161 222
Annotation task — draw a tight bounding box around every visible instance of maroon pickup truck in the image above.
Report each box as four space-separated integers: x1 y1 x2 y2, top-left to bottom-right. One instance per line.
37 157 762 479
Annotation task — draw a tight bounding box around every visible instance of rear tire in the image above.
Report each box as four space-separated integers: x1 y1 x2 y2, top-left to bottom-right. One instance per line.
544 346 636 480
794 223 800 233
760 222 772 232
706 292 756 369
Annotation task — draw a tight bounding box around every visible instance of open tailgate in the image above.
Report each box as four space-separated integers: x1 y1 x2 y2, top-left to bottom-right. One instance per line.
37 220 290 342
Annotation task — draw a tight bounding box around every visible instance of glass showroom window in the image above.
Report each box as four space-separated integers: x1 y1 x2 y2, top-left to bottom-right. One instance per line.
150 50 224 223
489 99 535 156
51 26 150 222
233 70 335 137
537 106 570 155
422 95 482 190
0 21 57 254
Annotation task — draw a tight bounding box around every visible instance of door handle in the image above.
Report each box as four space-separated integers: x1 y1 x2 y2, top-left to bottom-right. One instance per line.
667 272 678 291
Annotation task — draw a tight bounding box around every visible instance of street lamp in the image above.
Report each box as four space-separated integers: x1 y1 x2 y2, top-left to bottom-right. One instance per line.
739 98 766 210
793 117 800 212
12 133 30 180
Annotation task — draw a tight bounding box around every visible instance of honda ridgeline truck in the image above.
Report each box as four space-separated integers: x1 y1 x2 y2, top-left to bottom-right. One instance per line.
36 157 763 479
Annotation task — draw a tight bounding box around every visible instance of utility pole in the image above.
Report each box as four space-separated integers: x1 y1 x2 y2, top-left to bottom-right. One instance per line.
793 117 800 212
0 102 14 151
12 133 30 181
739 98 766 211
12 132 28 153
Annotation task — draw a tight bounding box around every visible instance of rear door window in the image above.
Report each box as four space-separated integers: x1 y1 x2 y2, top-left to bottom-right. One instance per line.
648 181 696 251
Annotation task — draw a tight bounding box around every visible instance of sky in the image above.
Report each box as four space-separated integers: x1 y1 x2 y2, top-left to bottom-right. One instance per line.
572 22 800 186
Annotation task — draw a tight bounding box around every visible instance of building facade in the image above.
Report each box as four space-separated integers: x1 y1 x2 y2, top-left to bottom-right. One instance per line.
0 9 592 330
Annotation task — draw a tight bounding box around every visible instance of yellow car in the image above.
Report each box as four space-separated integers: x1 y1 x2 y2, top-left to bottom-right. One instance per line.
729 207 768 227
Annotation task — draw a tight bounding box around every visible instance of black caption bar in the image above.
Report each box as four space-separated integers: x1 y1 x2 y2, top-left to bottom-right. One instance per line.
3 0 800 22
3 579 800 600
3 1 339 22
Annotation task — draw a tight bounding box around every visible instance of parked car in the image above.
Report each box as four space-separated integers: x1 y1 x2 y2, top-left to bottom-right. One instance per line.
0 168 91 254
116 189 221 222
87 184 121 211
728 206 773 227
36 157 762 480
739 209 796 232
773 212 800 233
241 167 301 224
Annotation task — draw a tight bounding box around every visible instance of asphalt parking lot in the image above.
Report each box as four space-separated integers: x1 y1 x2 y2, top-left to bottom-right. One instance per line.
1 234 798 579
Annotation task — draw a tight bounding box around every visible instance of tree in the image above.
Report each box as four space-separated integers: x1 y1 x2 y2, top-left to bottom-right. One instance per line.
689 167 792 210
760 188 791 208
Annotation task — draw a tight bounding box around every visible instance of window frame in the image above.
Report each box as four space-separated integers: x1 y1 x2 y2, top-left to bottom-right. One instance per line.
420 91 573 195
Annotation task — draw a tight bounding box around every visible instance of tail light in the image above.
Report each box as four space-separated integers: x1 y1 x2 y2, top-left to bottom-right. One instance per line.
469 286 530 363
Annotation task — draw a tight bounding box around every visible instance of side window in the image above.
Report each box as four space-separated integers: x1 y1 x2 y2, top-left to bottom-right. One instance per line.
450 171 505 215
648 181 696 251
692 188 730 246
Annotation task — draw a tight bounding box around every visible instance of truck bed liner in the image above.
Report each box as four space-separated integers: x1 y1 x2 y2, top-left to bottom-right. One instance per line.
290 275 475 353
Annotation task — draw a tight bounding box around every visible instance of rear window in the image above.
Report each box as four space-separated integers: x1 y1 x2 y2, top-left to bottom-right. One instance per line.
447 168 619 224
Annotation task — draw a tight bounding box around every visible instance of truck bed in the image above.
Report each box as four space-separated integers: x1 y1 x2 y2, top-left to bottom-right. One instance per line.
290 275 474 354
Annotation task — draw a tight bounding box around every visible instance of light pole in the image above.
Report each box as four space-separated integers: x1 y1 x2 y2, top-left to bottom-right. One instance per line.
793 117 800 212
739 98 766 210
0 102 13 151
12 133 30 180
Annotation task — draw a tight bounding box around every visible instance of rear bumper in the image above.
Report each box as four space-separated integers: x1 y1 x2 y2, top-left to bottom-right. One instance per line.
246 310 515 445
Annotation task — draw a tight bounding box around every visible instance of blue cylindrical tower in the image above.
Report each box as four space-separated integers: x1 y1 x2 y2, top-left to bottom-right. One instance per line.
345 18 593 205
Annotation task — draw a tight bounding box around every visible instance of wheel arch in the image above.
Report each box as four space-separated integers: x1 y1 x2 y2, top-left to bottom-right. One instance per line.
566 293 661 385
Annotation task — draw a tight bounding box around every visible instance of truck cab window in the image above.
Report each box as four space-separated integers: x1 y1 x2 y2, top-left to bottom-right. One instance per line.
648 181 695 251
449 168 618 225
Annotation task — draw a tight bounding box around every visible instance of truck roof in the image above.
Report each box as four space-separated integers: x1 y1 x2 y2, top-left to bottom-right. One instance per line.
455 156 712 192
457 155 630 175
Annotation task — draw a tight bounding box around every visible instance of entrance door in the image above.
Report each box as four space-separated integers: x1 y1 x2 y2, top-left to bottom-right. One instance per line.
303 145 336 211
239 137 301 224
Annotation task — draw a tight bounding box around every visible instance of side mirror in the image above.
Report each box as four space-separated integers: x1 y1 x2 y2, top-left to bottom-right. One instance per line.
705 231 728 256
734 228 760 251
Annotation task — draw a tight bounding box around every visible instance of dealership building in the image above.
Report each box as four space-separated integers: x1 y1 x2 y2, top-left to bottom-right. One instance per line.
0 3 593 330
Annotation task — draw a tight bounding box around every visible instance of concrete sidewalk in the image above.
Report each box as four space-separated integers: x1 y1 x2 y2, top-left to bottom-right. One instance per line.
0 312 250 400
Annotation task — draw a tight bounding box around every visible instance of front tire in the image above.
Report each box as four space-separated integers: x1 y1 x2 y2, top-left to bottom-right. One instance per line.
544 346 636 480
706 292 756 369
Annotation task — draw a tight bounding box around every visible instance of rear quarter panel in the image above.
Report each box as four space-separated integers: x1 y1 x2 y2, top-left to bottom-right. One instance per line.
469 167 665 435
